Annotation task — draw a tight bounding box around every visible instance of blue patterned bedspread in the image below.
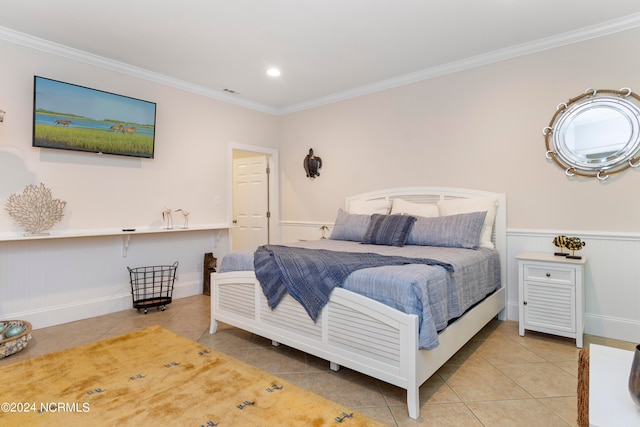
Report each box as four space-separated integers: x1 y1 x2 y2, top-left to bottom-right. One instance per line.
254 244 453 322
220 240 500 350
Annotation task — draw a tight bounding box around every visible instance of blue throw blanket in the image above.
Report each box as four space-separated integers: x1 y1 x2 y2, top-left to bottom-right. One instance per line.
254 244 454 321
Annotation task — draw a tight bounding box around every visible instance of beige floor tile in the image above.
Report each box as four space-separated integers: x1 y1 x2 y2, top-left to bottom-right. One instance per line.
244 345 309 374
305 352 339 373
277 372 311 390
308 370 387 408
467 399 570 427
495 362 577 398
474 337 546 364
392 402 484 426
164 327 204 342
553 359 579 378
442 341 488 367
103 315 166 335
355 406 397 426
518 334 581 362
0 331 101 367
50 315 115 336
539 396 579 426
379 373 461 407
198 326 257 354
3 295 635 427
472 319 520 341
437 364 531 402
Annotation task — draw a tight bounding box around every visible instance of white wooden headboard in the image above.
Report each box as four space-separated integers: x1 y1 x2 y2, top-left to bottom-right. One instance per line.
345 187 507 290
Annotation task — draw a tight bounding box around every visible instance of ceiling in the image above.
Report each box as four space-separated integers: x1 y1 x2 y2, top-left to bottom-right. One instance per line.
1 1 640 115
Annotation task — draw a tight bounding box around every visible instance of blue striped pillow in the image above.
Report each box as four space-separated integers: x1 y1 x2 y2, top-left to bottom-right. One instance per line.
329 209 371 241
361 214 417 246
407 211 487 249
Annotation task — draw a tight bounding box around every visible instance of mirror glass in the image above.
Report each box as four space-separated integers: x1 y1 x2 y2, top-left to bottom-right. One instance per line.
565 108 629 160
544 89 640 180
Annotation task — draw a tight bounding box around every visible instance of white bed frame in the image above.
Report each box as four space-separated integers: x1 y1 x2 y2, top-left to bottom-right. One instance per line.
210 187 507 419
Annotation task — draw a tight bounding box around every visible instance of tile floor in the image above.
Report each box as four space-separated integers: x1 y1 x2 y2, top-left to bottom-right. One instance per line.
1 295 635 426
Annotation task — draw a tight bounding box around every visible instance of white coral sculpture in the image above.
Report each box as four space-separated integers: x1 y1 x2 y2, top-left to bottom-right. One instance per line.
5 183 66 235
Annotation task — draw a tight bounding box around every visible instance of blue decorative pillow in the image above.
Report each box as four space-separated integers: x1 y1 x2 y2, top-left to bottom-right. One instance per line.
329 209 371 242
361 214 417 247
407 211 487 249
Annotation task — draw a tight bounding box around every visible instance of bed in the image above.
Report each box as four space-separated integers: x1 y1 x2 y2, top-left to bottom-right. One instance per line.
210 187 507 419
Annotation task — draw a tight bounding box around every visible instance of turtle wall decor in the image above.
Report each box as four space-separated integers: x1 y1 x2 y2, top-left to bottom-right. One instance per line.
304 148 322 178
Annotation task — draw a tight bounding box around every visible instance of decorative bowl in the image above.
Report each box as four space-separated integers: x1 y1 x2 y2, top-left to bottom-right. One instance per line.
0 320 32 359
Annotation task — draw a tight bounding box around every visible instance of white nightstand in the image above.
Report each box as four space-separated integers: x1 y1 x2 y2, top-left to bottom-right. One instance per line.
516 252 586 348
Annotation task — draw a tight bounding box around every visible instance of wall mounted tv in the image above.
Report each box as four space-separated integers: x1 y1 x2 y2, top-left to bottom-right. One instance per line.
33 76 156 158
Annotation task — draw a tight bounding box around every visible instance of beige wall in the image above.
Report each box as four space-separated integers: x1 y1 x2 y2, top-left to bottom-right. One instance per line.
3 28 639 235
0 39 278 232
2 25 640 338
278 27 640 232
0 37 280 328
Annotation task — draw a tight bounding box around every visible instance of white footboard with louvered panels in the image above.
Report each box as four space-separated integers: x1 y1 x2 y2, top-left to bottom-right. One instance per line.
210 187 507 419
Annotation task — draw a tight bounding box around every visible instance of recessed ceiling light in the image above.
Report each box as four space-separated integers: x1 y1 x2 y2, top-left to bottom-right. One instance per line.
267 68 281 77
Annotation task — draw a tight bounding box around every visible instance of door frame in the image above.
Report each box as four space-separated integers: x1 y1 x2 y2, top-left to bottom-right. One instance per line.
228 142 280 247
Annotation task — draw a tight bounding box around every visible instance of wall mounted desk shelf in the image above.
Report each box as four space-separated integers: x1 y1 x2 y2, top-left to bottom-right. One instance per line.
0 224 230 256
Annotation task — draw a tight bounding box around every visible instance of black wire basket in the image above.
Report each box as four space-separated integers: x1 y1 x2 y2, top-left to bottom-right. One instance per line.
128 261 178 314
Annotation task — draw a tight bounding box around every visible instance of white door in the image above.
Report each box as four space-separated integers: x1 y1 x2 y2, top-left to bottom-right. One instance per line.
231 154 270 250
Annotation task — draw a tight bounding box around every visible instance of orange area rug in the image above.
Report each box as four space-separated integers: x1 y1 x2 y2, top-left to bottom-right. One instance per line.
0 325 383 426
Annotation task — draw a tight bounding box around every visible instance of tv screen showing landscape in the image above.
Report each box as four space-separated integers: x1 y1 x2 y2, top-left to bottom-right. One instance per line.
33 76 156 158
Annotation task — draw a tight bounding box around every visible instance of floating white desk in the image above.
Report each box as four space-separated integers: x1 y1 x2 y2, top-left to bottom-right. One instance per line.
0 224 230 256
589 344 640 426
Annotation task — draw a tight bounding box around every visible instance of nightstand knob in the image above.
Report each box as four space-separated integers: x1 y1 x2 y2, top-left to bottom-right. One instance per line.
546 273 551 277
523 301 528 305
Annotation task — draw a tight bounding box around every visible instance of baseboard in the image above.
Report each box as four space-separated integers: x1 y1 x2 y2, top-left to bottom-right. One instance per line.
585 313 640 343
505 301 519 322
4 280 203 329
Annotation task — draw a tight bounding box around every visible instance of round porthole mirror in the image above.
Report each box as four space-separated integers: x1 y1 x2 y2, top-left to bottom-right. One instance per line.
543 88 640 180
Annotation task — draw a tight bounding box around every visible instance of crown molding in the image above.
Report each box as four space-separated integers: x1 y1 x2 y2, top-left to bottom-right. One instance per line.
2 13 640 117
0 26 278 115
278 12 640 115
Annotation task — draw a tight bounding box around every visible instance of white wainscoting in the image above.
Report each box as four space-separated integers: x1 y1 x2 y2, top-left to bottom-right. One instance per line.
508 229 640 344
281 221 640 344
280 221 333 243
0 230 229 329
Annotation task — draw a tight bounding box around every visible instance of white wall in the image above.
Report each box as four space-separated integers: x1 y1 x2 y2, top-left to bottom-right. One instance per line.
279 28 640 230
0 40 278 232
3 25 640 343
0 39 279 327
0 230 228 327
278 27 640 343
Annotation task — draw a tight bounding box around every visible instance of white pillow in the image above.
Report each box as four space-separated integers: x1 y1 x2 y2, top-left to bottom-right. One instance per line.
348 199 391 215
437 197 497 249
390 198 439 218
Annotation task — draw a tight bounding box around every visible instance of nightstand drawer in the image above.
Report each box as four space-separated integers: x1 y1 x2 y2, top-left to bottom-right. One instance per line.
523 265 573 284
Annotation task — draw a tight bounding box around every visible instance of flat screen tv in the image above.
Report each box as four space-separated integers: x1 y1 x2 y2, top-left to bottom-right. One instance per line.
33 76 156 158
